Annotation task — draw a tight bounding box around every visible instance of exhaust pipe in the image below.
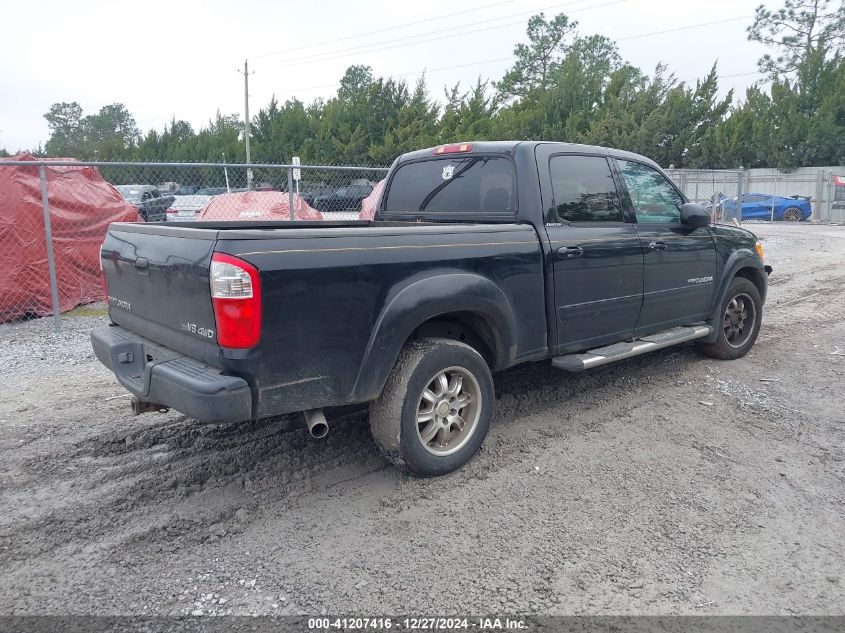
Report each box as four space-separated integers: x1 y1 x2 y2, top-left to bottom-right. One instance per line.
303 409 329 439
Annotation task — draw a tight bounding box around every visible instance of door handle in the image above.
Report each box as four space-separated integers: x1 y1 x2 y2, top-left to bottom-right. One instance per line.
557 246 584 259
648 241 667 251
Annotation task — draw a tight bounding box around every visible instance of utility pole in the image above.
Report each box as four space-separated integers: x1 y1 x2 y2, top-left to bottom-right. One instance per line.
238 59 254 190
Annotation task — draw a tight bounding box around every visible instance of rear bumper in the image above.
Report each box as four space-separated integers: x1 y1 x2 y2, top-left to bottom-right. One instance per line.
91 325 252 423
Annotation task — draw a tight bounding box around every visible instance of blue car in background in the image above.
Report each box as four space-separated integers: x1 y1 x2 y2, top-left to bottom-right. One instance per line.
719 192 812 222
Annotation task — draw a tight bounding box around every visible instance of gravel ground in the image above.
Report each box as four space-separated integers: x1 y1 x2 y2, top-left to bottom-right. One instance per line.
0 306 105 376
0 223 843 617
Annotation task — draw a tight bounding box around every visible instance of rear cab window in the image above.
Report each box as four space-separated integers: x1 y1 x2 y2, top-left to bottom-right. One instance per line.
383 156 516 221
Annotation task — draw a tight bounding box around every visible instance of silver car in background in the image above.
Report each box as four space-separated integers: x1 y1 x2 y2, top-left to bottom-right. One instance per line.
165 195 213 222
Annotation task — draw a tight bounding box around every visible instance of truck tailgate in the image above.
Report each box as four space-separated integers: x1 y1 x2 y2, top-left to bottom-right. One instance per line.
101 224 220 361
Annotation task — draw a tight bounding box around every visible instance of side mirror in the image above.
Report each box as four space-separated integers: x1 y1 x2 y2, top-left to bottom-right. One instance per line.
681 202 710 228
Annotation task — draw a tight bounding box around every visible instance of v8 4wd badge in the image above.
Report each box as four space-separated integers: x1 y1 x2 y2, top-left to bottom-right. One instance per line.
181 322 215 339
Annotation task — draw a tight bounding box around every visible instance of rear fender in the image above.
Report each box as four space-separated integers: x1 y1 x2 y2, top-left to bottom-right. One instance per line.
351 272 517 402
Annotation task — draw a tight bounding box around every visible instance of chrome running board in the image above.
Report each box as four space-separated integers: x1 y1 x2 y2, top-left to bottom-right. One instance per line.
552 325 713 372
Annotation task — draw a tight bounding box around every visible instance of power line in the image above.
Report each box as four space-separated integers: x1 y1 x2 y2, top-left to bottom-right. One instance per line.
617 15 753 41
285 56 516 94
134 58 513 126
719 71 766 79
260 10 765 80
681 70 768 84
258 0 619 72
258 0 601 70
252 0 516 59
284 65 768 99
134 65 768 130
134 15 768 128
279 30 769 97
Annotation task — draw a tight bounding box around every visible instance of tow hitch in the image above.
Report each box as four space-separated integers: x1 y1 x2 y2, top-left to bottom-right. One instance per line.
131 398 169 415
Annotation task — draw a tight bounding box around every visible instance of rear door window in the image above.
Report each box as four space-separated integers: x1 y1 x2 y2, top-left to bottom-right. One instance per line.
383 156 515 220
548 155 624 222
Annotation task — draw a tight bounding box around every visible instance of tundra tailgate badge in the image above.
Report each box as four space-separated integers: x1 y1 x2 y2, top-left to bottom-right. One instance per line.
107 296 131 311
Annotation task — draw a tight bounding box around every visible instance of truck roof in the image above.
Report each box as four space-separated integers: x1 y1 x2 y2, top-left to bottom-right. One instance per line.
397 141 660 169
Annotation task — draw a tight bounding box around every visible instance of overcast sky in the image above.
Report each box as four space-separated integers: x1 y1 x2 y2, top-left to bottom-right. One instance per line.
0 0 772 152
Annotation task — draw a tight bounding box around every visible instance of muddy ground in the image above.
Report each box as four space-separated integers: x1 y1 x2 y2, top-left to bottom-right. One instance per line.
0 223 843 617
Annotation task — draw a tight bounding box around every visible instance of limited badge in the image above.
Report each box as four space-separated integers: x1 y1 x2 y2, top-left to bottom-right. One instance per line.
442 164 454 180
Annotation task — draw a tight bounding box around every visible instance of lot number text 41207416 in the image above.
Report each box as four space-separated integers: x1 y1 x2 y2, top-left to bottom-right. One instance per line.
308 617 528 630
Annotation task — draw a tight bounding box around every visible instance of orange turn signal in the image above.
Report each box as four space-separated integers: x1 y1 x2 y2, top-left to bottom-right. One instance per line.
755 241 765 261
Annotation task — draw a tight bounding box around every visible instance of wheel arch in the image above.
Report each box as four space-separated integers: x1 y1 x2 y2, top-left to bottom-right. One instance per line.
351 272 517 402
701 251 768 343
734 265 767 301
406 311 499 368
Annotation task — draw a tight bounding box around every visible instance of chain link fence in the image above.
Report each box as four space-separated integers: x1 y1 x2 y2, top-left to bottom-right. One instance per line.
666 167 845 224
0 159 388 331
1 158 843 333
100 161 390 222
665 168 742 222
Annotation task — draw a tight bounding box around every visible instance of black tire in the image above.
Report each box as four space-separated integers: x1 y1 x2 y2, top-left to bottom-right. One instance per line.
696 277 763 360
783 207 803 222
369 337 494 477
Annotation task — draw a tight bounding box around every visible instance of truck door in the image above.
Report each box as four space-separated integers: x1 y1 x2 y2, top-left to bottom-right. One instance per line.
539 151 644 354
614 159 716 335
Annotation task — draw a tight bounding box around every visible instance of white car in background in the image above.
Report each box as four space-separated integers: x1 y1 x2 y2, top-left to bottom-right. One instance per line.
165 195 213 222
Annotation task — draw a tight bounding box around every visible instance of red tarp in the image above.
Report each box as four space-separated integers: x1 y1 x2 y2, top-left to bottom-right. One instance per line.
198 190 323 221
359 178 385 220
0 153 139 321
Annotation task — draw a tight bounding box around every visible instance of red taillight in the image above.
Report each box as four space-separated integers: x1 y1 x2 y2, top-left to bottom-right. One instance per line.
210 253 262 349
433 143 473 155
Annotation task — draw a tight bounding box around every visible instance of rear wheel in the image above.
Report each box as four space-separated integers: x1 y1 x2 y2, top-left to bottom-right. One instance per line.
696 277 762 360
369 338 494 477
783 207 803 222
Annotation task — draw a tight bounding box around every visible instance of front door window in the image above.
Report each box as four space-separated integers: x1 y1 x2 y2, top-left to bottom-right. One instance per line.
617 160 684 224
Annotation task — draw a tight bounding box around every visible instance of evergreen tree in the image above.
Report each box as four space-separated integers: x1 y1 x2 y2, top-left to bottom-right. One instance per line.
496 13 578 100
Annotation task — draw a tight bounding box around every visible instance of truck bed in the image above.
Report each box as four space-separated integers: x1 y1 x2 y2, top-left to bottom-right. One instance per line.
99 220 547 419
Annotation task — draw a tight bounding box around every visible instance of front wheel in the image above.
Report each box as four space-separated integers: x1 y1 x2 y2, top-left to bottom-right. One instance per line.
696 277 762 360
369 338 494 477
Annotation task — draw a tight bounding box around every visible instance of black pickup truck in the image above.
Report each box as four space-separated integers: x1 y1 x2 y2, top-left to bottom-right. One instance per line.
93 141 772 476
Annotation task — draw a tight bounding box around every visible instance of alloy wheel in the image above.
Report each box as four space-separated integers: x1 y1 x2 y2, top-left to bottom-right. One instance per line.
723 292 756 348
415 366 482 456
